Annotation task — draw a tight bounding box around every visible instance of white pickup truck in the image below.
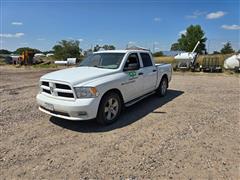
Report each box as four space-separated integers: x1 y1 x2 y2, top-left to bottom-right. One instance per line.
37 50 172 124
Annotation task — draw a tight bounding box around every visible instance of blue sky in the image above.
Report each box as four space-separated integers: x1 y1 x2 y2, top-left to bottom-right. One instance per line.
1 0 239 52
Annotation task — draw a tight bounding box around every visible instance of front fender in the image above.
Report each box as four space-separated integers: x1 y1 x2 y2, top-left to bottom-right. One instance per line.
74 73 127 102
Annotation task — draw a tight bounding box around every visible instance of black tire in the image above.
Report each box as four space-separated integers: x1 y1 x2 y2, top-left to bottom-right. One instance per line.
156 76 168 97
96 92 122 125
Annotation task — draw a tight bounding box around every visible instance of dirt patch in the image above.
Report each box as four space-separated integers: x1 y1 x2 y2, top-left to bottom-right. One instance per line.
0 67 239 179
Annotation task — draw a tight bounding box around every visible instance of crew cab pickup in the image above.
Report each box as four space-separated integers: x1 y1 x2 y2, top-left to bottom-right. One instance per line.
36 50 172 124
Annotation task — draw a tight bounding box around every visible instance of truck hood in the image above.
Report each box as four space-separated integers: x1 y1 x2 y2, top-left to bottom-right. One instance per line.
41 67 116 85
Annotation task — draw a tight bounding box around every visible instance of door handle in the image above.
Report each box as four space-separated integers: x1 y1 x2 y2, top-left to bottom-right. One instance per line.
153 69 157 72
138 72 144 75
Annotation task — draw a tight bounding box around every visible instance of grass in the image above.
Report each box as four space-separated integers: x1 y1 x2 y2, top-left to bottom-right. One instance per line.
0 58 7 65
154 56 175 64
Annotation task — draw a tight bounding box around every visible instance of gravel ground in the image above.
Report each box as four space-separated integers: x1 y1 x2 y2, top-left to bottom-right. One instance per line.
0 66 239 179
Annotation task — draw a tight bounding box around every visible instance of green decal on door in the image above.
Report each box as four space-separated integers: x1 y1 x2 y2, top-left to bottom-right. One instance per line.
128 71 137 78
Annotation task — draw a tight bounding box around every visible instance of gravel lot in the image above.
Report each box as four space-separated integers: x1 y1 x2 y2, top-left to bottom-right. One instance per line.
0 66 239 179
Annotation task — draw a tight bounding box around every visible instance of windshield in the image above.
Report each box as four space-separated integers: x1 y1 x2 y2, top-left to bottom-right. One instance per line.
79 53 125 69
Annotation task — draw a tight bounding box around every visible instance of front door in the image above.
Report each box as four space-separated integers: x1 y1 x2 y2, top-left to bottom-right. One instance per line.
121 53 144 102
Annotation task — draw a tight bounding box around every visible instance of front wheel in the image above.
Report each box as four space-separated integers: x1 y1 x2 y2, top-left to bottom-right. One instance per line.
157 77 168 97
96 92 122 125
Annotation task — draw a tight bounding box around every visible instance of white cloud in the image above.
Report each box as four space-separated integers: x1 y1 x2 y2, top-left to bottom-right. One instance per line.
154 17 161 22
206 11 226 19
179 30 186 36
221 24 240 30
0 32 24 38
11 22 23 26
78 38 84 42
37 38 45 41
193 10 207 16
186 10 206 19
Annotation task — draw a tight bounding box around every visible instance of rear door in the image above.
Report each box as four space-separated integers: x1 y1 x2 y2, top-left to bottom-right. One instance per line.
140 52 157 93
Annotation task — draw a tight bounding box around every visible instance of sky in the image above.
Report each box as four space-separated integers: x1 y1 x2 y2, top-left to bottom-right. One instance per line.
1 0 240 52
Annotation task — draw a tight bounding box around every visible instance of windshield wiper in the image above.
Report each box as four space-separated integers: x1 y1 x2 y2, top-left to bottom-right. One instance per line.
93 65 106 69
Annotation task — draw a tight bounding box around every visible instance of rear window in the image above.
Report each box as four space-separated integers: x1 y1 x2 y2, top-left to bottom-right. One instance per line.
140 53 153 67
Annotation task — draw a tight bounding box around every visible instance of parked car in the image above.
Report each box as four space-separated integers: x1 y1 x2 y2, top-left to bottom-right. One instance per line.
36 50 172 124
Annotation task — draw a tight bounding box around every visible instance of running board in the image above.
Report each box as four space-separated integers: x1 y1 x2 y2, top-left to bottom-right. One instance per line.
125 91 155 107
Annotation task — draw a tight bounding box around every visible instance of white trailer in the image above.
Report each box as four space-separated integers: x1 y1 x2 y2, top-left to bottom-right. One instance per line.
54 58 77 65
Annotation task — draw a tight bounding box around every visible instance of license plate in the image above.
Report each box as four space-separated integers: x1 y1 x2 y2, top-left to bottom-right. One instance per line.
44 103 54 111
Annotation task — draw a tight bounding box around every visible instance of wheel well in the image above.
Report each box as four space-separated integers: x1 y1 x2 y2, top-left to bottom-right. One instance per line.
161 74 169 87
102 88 124 105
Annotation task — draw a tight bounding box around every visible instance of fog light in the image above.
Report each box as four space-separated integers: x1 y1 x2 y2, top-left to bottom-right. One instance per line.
78 111 87 116
71 111 87 117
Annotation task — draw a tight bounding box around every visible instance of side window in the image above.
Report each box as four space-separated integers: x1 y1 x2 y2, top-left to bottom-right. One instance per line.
124 53 140 68
140 53 153 67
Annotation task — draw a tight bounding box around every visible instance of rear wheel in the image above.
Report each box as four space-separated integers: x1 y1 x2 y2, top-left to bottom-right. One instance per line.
157 77 168 97
97 92 122 125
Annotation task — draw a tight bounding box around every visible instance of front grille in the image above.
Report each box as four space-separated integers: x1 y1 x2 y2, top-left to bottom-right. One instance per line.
58 92 74 98
42 81 49 86
41 81 74 99
55 83 71 90
43 89 51 94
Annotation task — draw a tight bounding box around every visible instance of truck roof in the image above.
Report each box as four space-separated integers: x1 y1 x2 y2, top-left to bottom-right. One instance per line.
94 50 151 54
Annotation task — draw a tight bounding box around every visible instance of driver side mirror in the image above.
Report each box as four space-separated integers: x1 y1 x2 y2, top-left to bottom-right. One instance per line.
123 63 139 71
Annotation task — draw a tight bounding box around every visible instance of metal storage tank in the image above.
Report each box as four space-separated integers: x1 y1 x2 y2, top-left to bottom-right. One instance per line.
224 54 240 69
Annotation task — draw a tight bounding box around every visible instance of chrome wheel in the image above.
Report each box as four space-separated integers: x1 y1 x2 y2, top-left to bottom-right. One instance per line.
104 98 119 121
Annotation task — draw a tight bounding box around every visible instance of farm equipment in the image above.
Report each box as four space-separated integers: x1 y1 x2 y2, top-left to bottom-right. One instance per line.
20 50 35 65
174 41 200 71
200 57 222 72
5 50 35 65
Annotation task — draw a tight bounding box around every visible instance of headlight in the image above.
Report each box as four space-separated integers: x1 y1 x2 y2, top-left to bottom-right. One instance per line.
74 87 99 98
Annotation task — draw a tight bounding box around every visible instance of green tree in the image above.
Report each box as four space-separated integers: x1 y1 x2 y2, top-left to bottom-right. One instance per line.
42 50 54 55
52 40 80 60
213 51 220 54
153 51 164 57
170 43 181 51
14 47 41 55
93 44 116 52
0 49 12 54
102 45 116 50
171 25 207 54
220 42 235 54
93 45 101 52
